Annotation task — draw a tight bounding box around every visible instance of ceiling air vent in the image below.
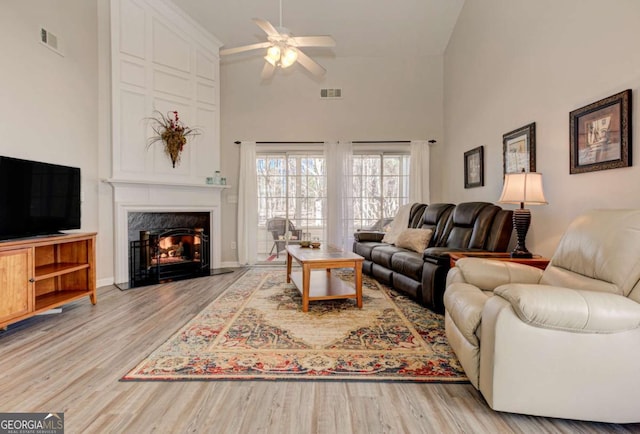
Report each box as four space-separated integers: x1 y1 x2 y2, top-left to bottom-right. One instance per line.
320 88 342 99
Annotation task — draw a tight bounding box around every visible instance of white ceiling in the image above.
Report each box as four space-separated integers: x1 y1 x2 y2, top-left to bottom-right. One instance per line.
171 0 465 58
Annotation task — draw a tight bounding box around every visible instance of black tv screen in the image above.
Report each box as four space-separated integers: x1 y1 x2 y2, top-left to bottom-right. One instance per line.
0 156 81 240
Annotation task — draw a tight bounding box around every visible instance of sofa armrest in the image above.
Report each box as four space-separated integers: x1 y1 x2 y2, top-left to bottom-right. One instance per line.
495 285 640 333
354 231 385 242
423 247 464 265
447 258 543 291
424 247 488 263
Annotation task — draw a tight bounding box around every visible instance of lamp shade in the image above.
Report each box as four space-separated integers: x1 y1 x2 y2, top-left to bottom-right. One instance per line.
498 172 548 205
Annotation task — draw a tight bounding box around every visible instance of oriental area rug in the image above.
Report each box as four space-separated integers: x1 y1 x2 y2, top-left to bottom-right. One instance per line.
122 267 468 382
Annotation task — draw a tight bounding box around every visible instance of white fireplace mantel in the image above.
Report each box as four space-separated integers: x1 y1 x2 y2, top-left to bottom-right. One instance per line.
105 178 231 190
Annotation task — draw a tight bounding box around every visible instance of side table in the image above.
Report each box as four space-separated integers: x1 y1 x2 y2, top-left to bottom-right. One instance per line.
449 252 550 270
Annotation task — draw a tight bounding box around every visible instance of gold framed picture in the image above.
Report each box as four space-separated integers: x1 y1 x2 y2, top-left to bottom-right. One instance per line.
464 146 484 188
503 122 536 175
570 89 632 174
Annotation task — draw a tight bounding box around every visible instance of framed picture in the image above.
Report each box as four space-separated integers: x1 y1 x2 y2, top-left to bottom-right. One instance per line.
570 89 632 174
464 146 484 188
503 122 536 175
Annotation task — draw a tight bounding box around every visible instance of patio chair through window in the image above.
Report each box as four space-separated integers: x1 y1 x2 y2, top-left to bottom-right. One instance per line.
267 217 302 258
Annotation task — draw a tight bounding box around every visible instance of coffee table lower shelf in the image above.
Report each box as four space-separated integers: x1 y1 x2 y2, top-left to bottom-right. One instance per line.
289 271 359 301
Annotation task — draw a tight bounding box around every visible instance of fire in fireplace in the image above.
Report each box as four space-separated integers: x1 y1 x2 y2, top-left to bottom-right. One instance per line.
129 227 210 287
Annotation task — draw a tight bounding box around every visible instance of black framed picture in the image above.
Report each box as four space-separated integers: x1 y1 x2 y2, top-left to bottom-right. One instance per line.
503 122 536 175
464 146 484 188
569 89 632 174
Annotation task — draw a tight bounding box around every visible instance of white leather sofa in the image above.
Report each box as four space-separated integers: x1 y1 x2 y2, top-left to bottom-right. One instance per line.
444 209 640 423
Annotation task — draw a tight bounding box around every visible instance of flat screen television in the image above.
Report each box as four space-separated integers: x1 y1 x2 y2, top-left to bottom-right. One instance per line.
0 156 81 240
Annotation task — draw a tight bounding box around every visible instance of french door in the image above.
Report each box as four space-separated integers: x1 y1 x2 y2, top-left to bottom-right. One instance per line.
256 152 326 262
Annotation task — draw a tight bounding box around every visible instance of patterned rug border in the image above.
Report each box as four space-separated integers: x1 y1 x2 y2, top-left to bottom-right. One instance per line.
121 267 469 383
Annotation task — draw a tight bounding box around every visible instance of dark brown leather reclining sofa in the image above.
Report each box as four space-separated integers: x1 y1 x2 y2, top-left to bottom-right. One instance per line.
353 202 513 313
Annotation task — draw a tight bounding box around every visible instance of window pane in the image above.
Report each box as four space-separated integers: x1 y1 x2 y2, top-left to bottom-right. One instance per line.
362 198 381 221
352 158 363 175
383 157 400 175
352 176 363 197
365 176 381 197
363 157 380 176
383 198 401 218
348 153 409 230
287 157 298 176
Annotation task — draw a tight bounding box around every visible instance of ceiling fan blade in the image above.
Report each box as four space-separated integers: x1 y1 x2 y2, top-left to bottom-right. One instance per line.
261 62 276 80
252 18 279 37
220 42 271 56
289 35 336 48
294 48 326 77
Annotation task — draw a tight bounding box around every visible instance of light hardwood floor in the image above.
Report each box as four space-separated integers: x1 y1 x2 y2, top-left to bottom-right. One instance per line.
0 268 637 434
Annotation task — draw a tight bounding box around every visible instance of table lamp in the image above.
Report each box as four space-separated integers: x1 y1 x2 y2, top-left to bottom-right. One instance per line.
498 170 548 258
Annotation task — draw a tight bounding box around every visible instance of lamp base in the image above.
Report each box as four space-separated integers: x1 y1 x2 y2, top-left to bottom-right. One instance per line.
510 249 533 259
511 207 532 259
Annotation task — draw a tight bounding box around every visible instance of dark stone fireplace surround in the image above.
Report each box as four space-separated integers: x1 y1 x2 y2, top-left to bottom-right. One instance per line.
127 212 211 242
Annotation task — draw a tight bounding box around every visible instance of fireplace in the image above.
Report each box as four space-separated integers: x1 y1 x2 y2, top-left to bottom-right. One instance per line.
129 227 210 287
121 211 213 288
107 179 224 286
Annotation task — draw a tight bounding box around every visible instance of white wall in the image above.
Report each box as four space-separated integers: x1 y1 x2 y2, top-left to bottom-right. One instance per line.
0 1 102 268
219 54 444 262
98 0 114 286
442 0 640 257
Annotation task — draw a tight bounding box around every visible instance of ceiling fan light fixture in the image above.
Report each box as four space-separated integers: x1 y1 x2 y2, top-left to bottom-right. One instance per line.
280 47 298 68
220 1 334 78
265 45 281 65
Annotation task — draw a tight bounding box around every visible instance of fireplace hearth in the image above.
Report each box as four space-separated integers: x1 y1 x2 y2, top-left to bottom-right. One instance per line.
129 227 210 287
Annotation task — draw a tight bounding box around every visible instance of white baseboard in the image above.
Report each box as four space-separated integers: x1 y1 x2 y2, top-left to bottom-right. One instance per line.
219 261 241 268
97 277 115 288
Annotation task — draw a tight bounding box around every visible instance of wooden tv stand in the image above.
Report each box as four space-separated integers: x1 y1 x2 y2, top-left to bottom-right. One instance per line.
0 232 96 329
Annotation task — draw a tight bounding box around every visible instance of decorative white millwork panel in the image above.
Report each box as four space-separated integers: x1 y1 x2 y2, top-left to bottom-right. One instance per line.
109 0 224 283
110 0 222 182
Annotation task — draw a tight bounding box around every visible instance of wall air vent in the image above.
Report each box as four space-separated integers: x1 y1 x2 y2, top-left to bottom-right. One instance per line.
40 27 63 56
320 88 342 99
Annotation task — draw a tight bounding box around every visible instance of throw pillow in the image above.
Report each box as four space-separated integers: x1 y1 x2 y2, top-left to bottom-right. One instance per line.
394 228 434 253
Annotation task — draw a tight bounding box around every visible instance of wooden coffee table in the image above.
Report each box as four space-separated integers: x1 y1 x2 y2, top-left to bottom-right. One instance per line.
286 245 364 312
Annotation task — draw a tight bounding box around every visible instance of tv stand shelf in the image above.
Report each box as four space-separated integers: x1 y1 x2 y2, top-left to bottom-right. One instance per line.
0 233 96 329
35 262 91 281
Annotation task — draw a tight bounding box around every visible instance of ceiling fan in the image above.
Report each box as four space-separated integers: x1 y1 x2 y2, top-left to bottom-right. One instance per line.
219 0 336 80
